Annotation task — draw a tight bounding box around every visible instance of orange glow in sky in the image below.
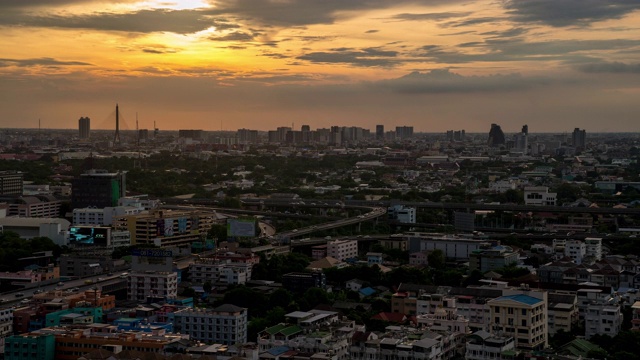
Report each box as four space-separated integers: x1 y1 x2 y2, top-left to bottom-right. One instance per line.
1 0 640 132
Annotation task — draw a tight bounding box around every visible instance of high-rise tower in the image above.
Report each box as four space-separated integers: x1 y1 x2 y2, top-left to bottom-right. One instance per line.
78 117 90 139
572 128 586 150
488 123 506 147
376 125 384 140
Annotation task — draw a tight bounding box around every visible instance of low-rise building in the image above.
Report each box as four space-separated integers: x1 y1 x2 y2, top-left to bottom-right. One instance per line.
4 333 55 360
584 303 622 339
465 330 516 360
326 239 358 261
469 246 518 273
189 258 251 285
487 292 547 351
282 271 326 292
524 186 556 206
170 304 247 345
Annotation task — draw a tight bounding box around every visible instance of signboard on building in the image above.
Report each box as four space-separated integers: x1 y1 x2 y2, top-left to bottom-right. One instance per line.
227 218 256 237
132 249 173 258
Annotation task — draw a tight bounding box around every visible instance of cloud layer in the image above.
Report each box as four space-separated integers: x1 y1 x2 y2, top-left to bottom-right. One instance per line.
0 0 639 132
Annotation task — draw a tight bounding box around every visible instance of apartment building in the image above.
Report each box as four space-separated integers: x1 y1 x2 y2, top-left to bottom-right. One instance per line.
469 246 519 273
113 209 223 248
547 293 579 335
487 293 547 350
170 304 247 345
128 271 178 302
326 239 358 261
72 206 142 226
524 186 557 206
564 240 586 264
189 259 252 285
407 233 491 260
584 238 603 261
584 303 622 339
465 330 516 360
0 308 13 356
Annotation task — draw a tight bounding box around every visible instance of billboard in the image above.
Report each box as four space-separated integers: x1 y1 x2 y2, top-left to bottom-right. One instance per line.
132 249 173 258
68 227 110 246
164 218 174 236
227 218 256 237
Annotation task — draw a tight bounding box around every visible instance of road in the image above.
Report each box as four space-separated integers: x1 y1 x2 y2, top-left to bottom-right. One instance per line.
0 270 130 306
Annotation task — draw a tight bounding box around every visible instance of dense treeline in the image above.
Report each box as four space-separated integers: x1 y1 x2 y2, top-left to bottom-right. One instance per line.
0 231 62 271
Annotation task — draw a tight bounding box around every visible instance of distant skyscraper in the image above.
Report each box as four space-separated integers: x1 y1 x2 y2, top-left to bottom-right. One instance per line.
238 128 258 144
376 125 384 140
301 125 311 143
488 123 506 147
572 128 586 149
514 124 528 154
78 117 90 139
514 133 528 154
395 126 414 139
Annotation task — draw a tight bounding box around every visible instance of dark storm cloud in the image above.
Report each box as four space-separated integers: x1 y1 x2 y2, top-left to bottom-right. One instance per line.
0 0 137 8
419 38 640 64
479 27 528 39
0 8 239 34
298 47 398 67
210 31 254 41
577 61 640 73
141 46 179 54
443 16 504 28
0 57 92 67
375 69 549 93
209 0 467 26
387 12 471 22
503 0 640 27
0 0 469 35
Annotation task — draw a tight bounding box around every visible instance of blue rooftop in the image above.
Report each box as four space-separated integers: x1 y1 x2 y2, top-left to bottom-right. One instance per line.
267 346 290 356
359 287 377 297
494 294 542 305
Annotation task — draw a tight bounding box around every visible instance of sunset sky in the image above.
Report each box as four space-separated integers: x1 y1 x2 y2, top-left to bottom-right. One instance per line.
1 0 640 133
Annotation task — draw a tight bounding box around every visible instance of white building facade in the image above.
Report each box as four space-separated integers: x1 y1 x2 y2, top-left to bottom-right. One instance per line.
170 304 248 345
327 239 358 261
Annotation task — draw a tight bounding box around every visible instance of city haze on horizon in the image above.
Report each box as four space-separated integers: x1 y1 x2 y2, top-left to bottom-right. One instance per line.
1 0 640 133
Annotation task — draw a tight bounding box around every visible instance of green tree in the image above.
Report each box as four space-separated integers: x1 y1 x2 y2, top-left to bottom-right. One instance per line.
586 348 609 360
427 249 445 269
203 281 212 294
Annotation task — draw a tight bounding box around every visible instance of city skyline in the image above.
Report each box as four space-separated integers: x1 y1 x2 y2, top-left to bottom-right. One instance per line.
1 1 640 132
